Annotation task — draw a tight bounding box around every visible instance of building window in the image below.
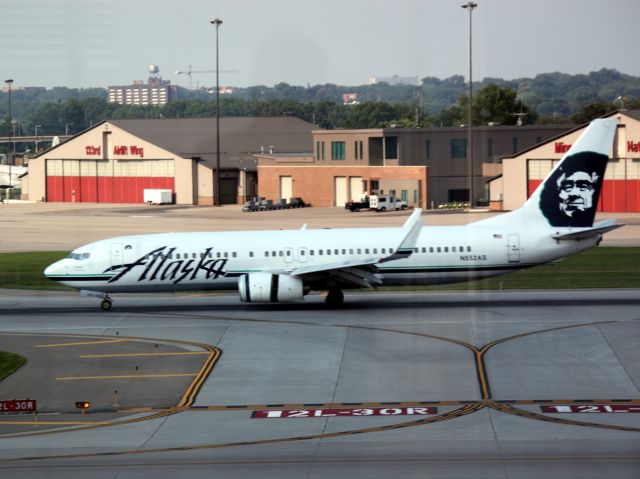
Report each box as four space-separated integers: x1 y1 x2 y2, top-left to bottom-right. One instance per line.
321 142 325 160
331 141 345 160
487 138 493 158
512 137 519 154
425 139 431 159
359 141 363 160
316 141 321 160
384 136 398 160
451 139 467 159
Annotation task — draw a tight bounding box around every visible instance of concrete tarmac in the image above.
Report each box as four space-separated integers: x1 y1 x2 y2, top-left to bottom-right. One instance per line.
0 290 638 478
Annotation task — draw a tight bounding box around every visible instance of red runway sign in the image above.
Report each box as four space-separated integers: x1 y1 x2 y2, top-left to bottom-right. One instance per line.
542 404 640 413
0 400 37 413
252 406 437 419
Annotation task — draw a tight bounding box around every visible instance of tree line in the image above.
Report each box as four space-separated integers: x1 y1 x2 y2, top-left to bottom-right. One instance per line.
2 68 640 140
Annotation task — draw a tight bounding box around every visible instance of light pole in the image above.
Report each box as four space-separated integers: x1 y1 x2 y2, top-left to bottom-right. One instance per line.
462 2 477 207
4 79 13 195
211 18 223 206
35 124 42 153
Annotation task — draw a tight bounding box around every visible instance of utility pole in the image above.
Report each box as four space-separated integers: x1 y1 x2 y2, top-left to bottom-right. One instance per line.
4 79 13 197
211 18 223 206
462 2 477 207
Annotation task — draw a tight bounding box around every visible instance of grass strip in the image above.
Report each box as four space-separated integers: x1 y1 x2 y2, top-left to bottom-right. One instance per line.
0 251 70 290
409 247 640 291
0 351 27 382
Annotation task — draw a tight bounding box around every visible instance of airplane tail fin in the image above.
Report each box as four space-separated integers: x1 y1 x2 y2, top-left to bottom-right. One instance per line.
476 118 617 228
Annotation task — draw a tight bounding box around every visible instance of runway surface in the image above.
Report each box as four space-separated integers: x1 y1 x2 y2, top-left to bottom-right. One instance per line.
0 289 639 478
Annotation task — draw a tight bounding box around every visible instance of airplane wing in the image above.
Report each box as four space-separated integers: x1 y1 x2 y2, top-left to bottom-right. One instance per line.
289 209 423 288
551 219 624 241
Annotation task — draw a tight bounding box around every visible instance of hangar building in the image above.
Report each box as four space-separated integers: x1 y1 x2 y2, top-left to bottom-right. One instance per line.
488 110 640 212
25 117 314 205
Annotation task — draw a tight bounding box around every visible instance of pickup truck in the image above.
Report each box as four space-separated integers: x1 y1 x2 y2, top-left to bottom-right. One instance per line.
345 197 370 212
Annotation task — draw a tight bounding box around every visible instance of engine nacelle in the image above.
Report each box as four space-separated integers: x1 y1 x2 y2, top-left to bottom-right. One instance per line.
238 273 304 303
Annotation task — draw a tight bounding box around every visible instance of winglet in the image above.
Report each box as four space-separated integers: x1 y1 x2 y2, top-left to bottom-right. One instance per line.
380 208 423 263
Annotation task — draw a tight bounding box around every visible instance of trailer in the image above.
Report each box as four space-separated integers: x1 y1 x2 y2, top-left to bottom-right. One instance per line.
143 189 173 205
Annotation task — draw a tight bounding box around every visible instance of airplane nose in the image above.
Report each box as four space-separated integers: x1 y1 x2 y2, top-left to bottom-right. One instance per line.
44 260 66 278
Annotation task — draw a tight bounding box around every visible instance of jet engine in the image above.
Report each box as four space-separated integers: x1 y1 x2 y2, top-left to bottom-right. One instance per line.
238 273 304 303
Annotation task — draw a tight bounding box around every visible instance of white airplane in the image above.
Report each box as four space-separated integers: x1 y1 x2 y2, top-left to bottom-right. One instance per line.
45 119 621 310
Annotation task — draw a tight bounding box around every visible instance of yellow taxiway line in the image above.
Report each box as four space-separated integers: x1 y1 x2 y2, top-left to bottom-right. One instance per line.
35 339 131 348
56 373 198 380
79 351 210 358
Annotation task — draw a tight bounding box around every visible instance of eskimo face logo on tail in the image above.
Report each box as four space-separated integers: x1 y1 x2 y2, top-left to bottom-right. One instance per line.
539 151 607 227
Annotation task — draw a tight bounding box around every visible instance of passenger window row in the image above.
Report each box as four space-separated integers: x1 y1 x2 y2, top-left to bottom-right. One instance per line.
264 248 395 257
149 245 471 261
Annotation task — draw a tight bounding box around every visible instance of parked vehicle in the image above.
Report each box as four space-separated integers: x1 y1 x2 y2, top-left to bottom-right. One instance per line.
394 198 408 210
369 194 396 212
242 196 310 212
288 197 309 208
345 196 370 212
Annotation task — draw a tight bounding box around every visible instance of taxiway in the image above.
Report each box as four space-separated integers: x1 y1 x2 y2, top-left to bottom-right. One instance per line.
0 290 638 478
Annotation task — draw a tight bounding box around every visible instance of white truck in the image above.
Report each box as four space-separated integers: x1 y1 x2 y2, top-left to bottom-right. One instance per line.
370 194 394 212
369 195 408 212
143 189 173 205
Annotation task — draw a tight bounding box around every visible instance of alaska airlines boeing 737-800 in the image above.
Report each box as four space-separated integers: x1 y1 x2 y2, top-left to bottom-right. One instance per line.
44 119 622 310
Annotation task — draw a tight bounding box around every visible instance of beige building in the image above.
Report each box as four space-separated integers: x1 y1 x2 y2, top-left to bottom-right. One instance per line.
257 124 568 208
488 110 640 212
321 125 568 207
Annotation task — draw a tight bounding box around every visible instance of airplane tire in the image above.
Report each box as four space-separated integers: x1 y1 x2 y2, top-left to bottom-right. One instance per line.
325 289 344 307
100 299 112 311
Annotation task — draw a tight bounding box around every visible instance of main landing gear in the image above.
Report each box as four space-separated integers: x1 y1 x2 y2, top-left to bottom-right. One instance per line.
100 294 112 311
325 288 344 307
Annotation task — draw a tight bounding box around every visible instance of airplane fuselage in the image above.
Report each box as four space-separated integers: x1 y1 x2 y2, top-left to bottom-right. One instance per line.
45 224 598 294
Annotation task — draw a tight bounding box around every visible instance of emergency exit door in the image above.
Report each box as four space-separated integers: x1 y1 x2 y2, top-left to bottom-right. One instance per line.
508 234 520 263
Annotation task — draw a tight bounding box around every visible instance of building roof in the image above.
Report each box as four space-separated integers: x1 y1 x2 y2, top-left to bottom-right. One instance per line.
620 109 640 122
110 117 313 170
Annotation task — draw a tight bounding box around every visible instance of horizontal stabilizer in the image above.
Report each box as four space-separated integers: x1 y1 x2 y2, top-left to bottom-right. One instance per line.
551 219 623 241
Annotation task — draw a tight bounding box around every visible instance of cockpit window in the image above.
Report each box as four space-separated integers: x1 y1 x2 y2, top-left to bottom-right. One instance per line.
67 252 90 260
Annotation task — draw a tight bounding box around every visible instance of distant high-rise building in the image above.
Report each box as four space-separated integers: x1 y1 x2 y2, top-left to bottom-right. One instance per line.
369 75 420 86
108 65 178 106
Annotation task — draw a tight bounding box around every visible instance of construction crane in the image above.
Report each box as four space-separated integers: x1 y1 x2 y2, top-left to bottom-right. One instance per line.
175 65 236 90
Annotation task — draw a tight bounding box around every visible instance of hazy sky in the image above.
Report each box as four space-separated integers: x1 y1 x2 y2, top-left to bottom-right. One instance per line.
1 0 638 89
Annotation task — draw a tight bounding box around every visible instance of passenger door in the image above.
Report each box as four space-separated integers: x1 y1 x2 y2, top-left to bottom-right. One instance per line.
111 244 124 269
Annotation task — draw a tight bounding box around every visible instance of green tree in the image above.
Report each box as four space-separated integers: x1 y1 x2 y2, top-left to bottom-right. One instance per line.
571 101 615 124
459 84 537 126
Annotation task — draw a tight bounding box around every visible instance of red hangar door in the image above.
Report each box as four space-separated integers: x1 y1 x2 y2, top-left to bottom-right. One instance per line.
45 159 175 203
